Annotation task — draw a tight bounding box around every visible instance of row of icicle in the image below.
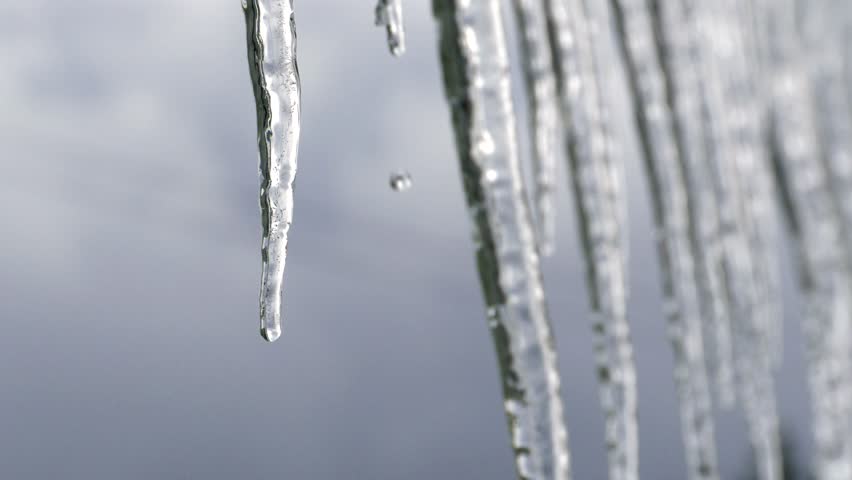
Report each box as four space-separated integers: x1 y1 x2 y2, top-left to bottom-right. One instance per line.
242 0 852 479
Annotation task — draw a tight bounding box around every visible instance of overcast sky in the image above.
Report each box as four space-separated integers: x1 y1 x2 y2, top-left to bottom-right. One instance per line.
0 1 818 478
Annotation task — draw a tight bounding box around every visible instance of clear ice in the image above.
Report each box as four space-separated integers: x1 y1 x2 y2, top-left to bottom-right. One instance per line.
607 0 720 477
694 2 783 478
509 0 561 255
765 0 852 477
240 0 852 478
243 0 301 343
432 0 571 478
376 0 406 56
544 0 639 478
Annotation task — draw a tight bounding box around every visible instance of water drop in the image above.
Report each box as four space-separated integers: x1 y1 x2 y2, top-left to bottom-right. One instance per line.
389 171 413 191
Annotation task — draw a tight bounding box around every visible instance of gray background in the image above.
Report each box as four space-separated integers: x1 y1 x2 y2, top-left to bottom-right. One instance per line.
0 1 816 478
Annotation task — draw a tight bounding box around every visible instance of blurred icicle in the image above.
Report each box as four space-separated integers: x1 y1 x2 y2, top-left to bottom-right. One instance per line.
649 0 737 409
693 3 784 478
802 0 852 472
432 1 571 478
243 0 301 343
766 1 852 477
543 0 638 478
607 0 720 478
509 0 561 255
376 0 406 56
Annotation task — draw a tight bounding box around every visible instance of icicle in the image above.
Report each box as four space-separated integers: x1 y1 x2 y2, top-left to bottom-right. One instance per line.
543 1 638 479
689 2 784 478
508 0 561 256
243 0 301 343
769 74 852 480
686 1 782 480
804 1 852 270
648 0 737 409
376 0 406 56
607 0 720 478
767 1 852 476
432 1 571 479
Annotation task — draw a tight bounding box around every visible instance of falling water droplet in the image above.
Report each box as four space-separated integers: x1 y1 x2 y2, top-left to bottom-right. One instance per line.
389 171 413 191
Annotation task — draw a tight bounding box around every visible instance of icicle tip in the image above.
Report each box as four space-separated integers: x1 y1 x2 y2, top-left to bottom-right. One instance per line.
260 325 282 343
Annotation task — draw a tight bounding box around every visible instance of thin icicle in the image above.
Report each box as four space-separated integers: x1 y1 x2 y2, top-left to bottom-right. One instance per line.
376 0 406 56
508 0 561 256
770 73 852 480
767 2 852 476
543 1 638 479
691 3 784 478
243 0 301 343
717 0 785 372
432 1 571 479
804 1 852 267
649 0 737 409
607 0 720 478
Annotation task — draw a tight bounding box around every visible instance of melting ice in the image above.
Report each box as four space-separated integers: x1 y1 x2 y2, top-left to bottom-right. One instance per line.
241 0 852 478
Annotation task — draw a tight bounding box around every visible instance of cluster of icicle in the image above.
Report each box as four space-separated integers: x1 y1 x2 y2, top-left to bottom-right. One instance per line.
242 0 852 479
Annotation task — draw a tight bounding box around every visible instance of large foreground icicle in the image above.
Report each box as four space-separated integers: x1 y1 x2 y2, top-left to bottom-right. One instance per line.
544 1 638 479
243 0 301 343
509 0 561 255
767 2 852 478
607 0 720 478
376 0 406 56
431 1 571 479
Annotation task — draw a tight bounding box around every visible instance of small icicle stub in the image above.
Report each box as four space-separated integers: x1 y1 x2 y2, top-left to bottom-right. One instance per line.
376 0 406 56
243 0 302 343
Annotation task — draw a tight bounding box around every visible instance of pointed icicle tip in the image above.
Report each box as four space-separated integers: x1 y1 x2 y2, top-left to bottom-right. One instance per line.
260 325 282 343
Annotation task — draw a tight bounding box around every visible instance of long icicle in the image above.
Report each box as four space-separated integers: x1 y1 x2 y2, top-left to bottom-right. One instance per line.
767 1 852 476
648 0 737 408
543 1 638 479
376 0 406 56
432 1 571 478
692 2 784 478
244 0 301 343
607 0 720 478
509 0 561 256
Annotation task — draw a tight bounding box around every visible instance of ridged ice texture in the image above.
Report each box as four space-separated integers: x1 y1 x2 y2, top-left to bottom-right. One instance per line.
544 1 638 479
243 0 301 343
686 3 784 478
804 0 852 270
432 1 571 479
767 2 852 477
376 0 406 56
648 0 736 409
607 0 720 478
508 0 561 256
